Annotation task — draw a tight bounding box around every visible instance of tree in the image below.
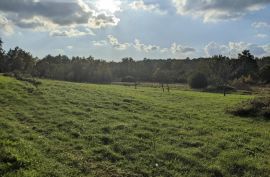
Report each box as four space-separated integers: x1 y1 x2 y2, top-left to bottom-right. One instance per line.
0 38 3 55
203 56 232 95
238 50 254 60
188 72 208 89
235 50 258 78
0 38 5 73
36 60 50 77
0 38 270 87
260 65 270 83
5 47 35 73
153 68 172 92
93 61 112 83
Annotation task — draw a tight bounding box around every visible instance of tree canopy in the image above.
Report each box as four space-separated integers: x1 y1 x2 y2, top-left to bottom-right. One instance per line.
0 38 269 85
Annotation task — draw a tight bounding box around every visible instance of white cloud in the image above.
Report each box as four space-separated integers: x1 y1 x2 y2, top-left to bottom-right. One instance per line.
50 28 94 37
15 16 57 32
92 40 108 46
170 42 196 53
263 44 270 56
77 0 93 13
105 35 195 54
256 33 268 38
160 48 169 53
107 35 131 50
133 39 160 52
95 0 122 14
0 14 14 35
248 43 267 56
204 42 229 56
0 0 120 37
55 48 64 54
228 42 250 56
129 0 167 15
252 21 270 29
172 0 270 22
88 12 120 29
67 45 73 50
205 41 268 57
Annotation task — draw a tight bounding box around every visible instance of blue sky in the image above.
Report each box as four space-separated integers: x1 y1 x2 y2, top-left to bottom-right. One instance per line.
0 0 270 61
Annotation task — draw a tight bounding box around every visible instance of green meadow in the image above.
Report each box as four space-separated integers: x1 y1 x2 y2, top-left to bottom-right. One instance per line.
0 75 270 177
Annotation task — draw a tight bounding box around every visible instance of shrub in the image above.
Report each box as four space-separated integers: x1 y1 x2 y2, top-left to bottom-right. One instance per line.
242 74 256 85
10 72 42 88
229 97 270 119
21 78 41 88
188 72 208 89
231 78 252 91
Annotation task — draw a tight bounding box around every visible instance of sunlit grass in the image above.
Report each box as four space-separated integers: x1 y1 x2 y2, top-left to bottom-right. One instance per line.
0 76 270 177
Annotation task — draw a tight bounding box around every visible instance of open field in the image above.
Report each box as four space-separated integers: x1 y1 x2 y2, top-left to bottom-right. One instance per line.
0 75 270 177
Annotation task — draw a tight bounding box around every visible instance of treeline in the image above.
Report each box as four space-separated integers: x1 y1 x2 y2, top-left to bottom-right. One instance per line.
0 38 270 87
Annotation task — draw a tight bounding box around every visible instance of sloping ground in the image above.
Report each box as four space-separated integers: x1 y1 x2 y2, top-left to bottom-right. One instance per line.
0 76 270 177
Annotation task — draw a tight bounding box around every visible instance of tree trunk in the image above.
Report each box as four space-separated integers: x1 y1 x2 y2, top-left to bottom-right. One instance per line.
167 84 170 92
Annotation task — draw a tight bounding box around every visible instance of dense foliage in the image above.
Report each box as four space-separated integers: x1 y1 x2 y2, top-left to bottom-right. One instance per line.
0 38 269 86
188 72 208 89
260 65 270 84
229 97 270 119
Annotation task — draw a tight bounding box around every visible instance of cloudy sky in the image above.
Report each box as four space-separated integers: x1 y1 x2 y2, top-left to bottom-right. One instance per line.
0 0 270 60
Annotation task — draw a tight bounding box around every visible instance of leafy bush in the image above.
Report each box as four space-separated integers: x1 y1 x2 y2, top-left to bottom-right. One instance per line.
229 97 270 119
12 72 42 88
231 78 252 91
188 72 208 89
242 74 256 84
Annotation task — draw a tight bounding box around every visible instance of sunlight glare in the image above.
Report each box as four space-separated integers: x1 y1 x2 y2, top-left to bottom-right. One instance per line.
95 0 121 13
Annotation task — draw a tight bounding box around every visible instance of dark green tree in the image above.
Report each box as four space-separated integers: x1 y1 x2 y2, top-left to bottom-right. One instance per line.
260 65 270 83
0 38 4 72
0 38 270 87
5 47 35 73
188 72 208 89
235 50 258 78
0 38 3 55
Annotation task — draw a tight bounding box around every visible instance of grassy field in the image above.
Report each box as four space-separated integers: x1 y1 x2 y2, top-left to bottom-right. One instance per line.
0 75 270 177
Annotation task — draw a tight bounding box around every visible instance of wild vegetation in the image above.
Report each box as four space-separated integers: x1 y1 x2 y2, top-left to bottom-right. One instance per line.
0 38 270 88
1 37 270 177
229 97 270 119
0 76 270 177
